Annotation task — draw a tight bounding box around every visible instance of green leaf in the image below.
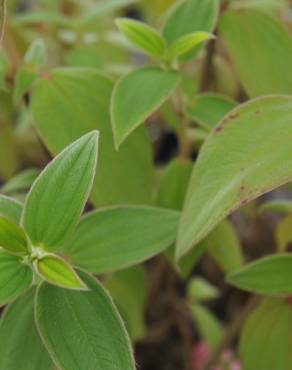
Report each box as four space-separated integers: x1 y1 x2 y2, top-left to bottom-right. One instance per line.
240 298 292 370
176 95 292 259
14 68 38 101
157 158 193 210
0 216 28 255
80 0 136 25
0 289 52 370
35 254 87 290
163 0 219 61
31 68 153 206
24 38 47 67
116 18 165 57
191 303 223 349
111 67 179 148
205 220 243 273
105 266 147 341
227 254 292 295
259 200 292 215
64 206 179 273
13 11 71 27
22 131 98 251
188 277 219 301
167 31 214 61
35 271 135 370
219 9 292 97
0 250 33 306
275 215 292 252
65 46 103 69
185 93 237 131
1 168 40 195
0 195 22 223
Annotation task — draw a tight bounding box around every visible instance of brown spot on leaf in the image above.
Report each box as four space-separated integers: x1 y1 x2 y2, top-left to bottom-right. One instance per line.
228 112 239 120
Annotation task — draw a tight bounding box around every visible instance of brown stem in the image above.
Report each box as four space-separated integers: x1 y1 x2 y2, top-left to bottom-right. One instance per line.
200 37 216 93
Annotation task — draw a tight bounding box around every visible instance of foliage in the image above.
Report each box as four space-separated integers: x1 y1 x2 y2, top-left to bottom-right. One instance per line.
0 0 292 369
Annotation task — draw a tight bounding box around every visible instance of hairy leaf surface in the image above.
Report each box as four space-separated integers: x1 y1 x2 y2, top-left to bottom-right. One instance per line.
64 206 179 273
111 67 179 147
177 96 292 259
36 271 135 370
22 131 98 251
0 289 52 370
31 68 153 206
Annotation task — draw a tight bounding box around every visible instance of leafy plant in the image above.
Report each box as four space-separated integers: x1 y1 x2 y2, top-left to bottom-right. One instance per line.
1 0 292 369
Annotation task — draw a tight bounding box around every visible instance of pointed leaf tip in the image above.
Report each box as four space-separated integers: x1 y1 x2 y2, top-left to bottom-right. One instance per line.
0 216 28 255
35 254 88 290
22 131 99 251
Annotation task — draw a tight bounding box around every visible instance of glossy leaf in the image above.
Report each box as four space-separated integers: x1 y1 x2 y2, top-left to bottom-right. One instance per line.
227 254 292 295
185 93 237 130
31 68 153 206
35 271 135 370
167 31 214 61
111 67 179 148
64 206 179 273
0 250 33 306
0 195 22 223
240 298 292 370
0 216 28 255
219 9 292 97
177 96 292 259
163 0 219 61
0 289 52 370
116 18 165 57
22 131 98 251
35 255 87 290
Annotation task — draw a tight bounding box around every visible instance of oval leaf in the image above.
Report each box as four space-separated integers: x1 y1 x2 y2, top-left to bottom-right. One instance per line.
35 271 135 370
111 67 179 148
185 93 237 131
1 169 40 195
0 216 28 255
0 195 22 223
64 206 179 273
259 200 292 215
0 250 33 306
176 95 292 259
219 9 292 97
227 254 292 295
240 298 292 370
163 0 219 61
22 131 98 251
116 18 165 57
0 289 52 370
35 255 87 290
157 158 193 210
168 31 214 61
31 68 153 206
